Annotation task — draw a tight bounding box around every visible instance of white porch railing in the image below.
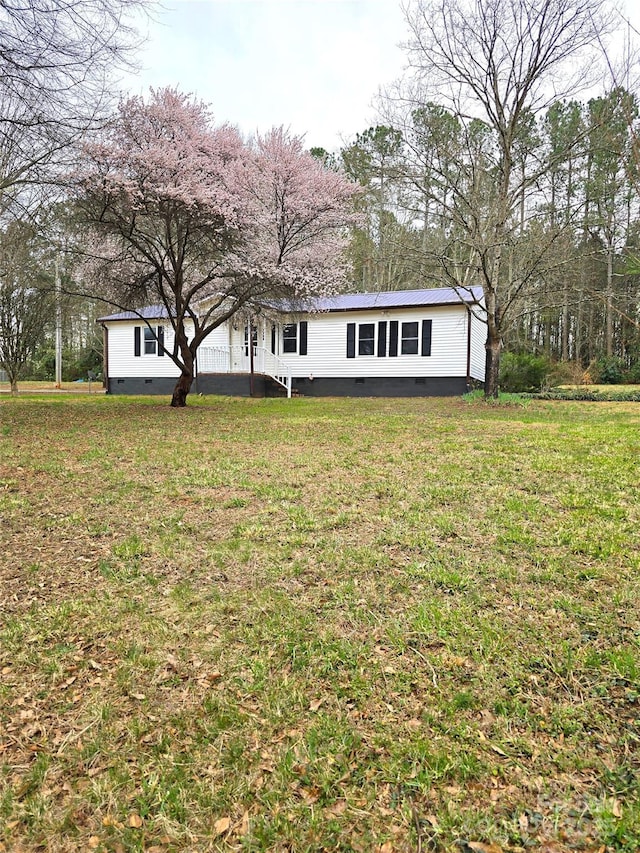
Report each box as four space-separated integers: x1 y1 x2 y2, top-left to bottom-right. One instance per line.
196 345 292 398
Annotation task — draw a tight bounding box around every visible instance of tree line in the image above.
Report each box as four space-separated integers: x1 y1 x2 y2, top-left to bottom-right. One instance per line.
336 86 640 382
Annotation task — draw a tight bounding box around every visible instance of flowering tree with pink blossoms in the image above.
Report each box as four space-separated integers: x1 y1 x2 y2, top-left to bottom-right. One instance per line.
74 88 358 406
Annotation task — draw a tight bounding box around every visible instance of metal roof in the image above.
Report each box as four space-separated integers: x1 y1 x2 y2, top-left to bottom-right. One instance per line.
97 304 170 322
301 285 484 312
98 286 484 323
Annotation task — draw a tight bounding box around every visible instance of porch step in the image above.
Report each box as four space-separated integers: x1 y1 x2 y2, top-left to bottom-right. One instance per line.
267 377 301 398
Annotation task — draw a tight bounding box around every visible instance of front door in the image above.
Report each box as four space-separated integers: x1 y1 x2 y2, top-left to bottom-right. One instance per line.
230 323 258 372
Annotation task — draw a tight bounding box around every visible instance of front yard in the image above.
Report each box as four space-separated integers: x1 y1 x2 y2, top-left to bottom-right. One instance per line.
0 394 638 851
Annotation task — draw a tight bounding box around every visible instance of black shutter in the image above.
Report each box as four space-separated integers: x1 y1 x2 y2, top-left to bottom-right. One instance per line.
157 326 164 356
389 321 398 357
134 326 141 357
271 325 276 354
377 321 387 357
299 321 308 355
346 322 356 358
421 319 432 356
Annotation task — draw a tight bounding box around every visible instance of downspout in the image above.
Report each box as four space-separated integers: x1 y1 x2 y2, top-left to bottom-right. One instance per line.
101 323 109 392
466 306 472 390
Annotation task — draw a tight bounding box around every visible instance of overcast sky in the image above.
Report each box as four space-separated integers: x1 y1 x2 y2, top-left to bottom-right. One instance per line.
123 0 640 154
123 0 408 152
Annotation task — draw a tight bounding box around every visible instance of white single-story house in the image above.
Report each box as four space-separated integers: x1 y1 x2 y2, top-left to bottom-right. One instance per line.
98 285 486 397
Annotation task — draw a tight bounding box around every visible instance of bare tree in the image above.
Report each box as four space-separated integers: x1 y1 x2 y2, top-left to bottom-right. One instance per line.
0 0 149 209
0 0 146 111
0 221 52 392
392 0 618 396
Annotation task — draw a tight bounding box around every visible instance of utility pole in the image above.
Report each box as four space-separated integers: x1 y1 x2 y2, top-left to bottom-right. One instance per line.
249 321 255 397
55 258 62 388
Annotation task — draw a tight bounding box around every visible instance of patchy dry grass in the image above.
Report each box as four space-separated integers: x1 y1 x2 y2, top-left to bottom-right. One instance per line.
0 380 104 395
0 394 639 852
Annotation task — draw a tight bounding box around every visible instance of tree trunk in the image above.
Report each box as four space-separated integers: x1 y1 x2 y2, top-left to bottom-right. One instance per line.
171 371 193 408
10 378 18 395
484 287 502 398
562 278 570 361
484 332 501 398
170 319 195 407
606 242 614 357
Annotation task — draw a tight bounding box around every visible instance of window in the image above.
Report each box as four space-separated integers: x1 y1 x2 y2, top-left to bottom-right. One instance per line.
134 326 164 357
144 327 157 355
358 323 375 356
401 322 419 355
347 320 426 359
244 324 258 356
280 321 308 355
283 323 297 353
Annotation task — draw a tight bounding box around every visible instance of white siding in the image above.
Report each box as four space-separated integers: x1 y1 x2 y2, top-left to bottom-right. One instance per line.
469 308 487 382
106 320 225 378
276 305 470 378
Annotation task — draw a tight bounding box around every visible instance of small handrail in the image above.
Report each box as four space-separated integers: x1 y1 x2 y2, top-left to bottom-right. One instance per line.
197 344 291 398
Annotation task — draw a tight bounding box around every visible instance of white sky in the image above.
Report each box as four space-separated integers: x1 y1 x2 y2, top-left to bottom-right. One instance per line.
122 0 640 155
122 0 408 152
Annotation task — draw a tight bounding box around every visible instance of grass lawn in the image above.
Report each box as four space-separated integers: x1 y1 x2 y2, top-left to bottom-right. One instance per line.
0 394 638 852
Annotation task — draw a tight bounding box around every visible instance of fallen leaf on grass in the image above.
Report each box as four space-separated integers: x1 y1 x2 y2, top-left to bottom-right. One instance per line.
88 837 101 849
466 842 503 853
127 813 143 828
214 817 230 835
299 786 321 804
612 799 623 818
102 815 124 829
309 698 324 712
